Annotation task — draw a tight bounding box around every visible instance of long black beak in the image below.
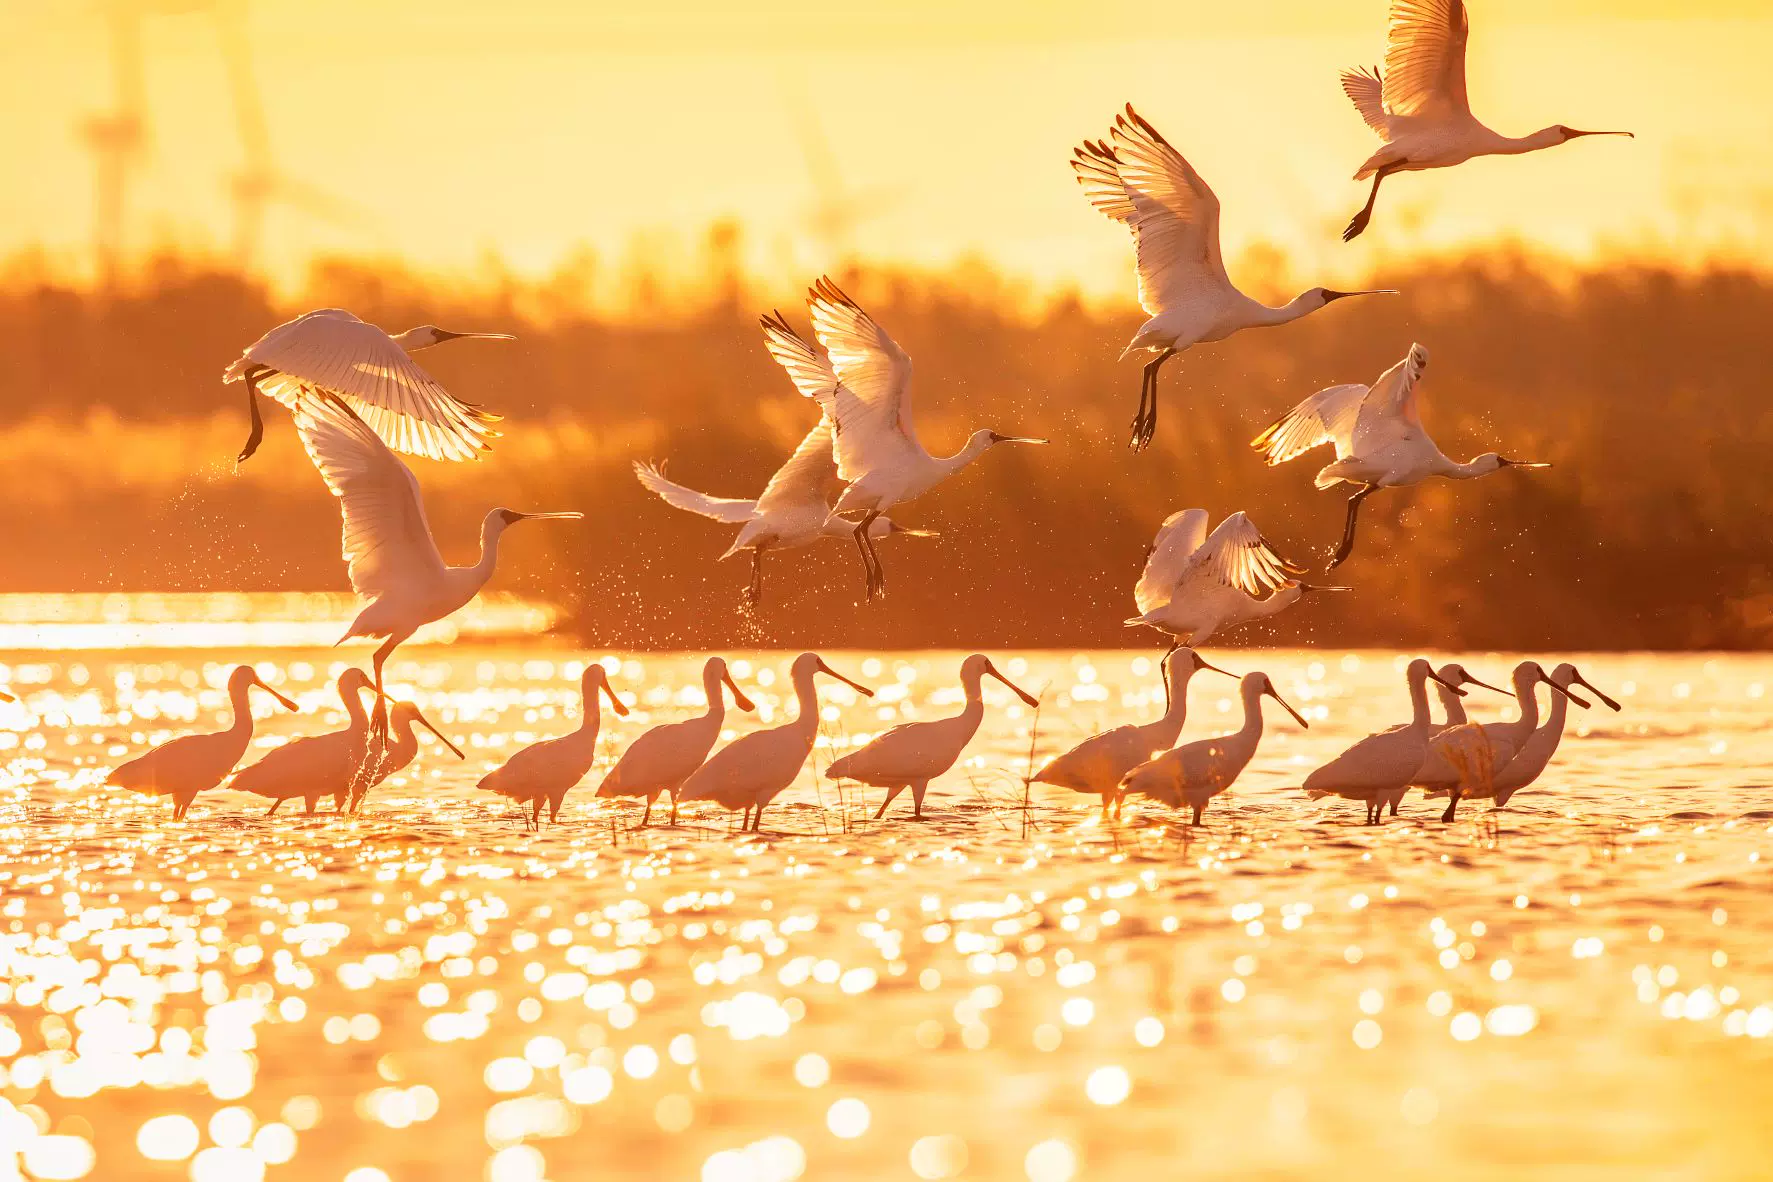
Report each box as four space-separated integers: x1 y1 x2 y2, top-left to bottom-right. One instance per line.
985 661 1040 707
513 511 584 523
1428 670 1469 697
1498 457 1552 469
1566 130 1633 139
1461 673 1510 696
600 682 631 717
1265 685 1309 728
1541 676 1581 704
1571 669 1622 711
816 659 874 698
1298 582 1352 594
723 671 756 712
255 676 300 711
435 330 517 342
1197 655 1238 678
416 709 466 759
1322 289 1399 302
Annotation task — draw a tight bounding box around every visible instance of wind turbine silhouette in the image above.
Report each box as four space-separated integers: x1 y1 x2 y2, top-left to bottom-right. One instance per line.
783 86 901 263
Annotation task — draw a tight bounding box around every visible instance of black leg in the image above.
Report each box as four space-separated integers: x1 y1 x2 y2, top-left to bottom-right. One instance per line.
236 365 271 465
640 795 652 827
370 639 400 752
1191 802 1204 826
1441 790 1460 824
854 510 885 600
1343 167 1394 242
1329 484 1378 570
669 791 679 826
266 798 282 817
851 518 877 600
743 547 766 608
1130 348 1176 452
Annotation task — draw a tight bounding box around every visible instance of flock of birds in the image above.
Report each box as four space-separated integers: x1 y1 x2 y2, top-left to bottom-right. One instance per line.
85 0 1634 831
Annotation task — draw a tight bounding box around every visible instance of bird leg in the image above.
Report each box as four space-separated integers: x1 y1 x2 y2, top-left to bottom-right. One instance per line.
549 794 561 825
749 804 765 833
1440 790 1461 824
851 517 879 600
236 365 272 465
304 796 317 816
1130 348 1176 452
743 547 767 608
1160 638 1180 712
1329 484 1378 570
669 791 679 827
853 511 885 600
911 781 928 821
369 639 399 753
873 785 903 820
1343 165 1396 243
265 798 283 818
531 795 543 828
639 795 653 828
1191 801 1205 826
1388 790 1402 817
740 805 752 832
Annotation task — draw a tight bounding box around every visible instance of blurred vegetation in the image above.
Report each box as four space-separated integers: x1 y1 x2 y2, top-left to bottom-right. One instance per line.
0 235 1769 651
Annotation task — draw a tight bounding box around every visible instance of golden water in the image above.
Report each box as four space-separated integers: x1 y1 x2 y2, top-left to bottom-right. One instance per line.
1 647 1770 1181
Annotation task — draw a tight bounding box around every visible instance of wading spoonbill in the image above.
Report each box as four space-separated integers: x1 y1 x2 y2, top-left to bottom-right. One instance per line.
1119 672 1307 825
1071 104 1393 449
350 699 465 812
231 669 385 816
596 657 755 826
1369 661 1508 817
677 653 873 832
1492 664 1619 807
1423 660 1581 821
225 308 512 464
106 665 298 820
1340 0 1631 241
478 664 628 827
827 654 1039 821
1302 658 1467 824
1252 343 1549 568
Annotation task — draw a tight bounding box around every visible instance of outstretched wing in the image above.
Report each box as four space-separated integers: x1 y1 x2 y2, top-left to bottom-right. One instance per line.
1351 343 1431 454
1182 512 1304 599
1381 0 1470 119
293 396 447 599
226 308 500 462
633 461 757 524
806 278 919 480
753 421 838 518
1133 508 1210 614
1340 66 1391 137
1071 105 1227 317
760 311 841 413
1251 383 1373 465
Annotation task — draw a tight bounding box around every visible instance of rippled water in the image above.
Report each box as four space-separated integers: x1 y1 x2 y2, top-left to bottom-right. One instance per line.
2 648 1771 1181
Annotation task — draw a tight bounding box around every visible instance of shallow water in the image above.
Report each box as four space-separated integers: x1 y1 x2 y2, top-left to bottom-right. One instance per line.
2 647 1771 1181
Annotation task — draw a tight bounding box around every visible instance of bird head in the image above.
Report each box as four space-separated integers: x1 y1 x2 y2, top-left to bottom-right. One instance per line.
1554 663 1622 712
1307 287 1398 310
583 663 631 717
394 325 517 351
487 507 584 536
1251 673 1309 727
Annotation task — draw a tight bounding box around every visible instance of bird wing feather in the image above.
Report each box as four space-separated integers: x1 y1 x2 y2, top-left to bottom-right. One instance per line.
1340 66 1391 137
632 461 758 524
1351 344 1431 454
1133 508 1210 614
1251 383 1372 465
753 421 839 519
806 278 920 480
1179 512 1303 599
1382 0 1471 119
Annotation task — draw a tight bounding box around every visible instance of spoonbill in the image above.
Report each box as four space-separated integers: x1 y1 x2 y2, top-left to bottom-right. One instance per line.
1119 672 1308 825
1071 104 1394 450
1372 661 1507 817
596 657 755 826
1031 648 1233 819
225 308 513 464
677 653 873 832
294 396 581 738
1422 660 1581 821
826 654 1039 821
775 279 1046 600
478 664 629 827
1340 0 1632 241
105 665 298 820
1252 343 1549 569
1302 658 1467 824
1492 664 1620 807
231 669 385 816
350 699 465 813
1127 509 1338 647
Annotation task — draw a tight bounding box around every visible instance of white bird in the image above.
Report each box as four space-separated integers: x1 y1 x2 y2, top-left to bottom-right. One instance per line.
1421 660 1580 821
772 279 1046 600
105 665 298 820
1340 0 1631 241
293 395 581 736
596 657 755 826
350 699 465 813
1302 657 1468 824
1252 343 1549 568
1119 672 1308 825
478 664 629 827
1368 661 1508 818
826 654 1039 821
1492 663 1620 807
1031 648 1233 818
231 669 384 816
225 308 513 464
677 653 873 832
1127 509 1337 647
1071 104 1394 450
633 314 935 604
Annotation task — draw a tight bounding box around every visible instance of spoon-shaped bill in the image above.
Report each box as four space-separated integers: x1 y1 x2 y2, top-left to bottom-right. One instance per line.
415 709 466 759
723 669 756 712
1264 682 1309 728
984 660 1040 707
434 330 517 342
252 673 300 711
815 659 874 698
1322 288 1399 302
512 511 584 522
600 682 631 716
1427 669 1469 697
1570 668 1622 711
1460 672 1510 696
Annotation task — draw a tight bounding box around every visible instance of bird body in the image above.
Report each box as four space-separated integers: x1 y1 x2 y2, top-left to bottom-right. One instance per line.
1492 664 1620 806
106 665 298 819
828 654 1038 820
678 653 873 831
1127 509 1328 646
1119 673 1307 825
479 665 628 826
350 700 465 812
1303 658 1467 824
231 669 382 815
1032 648 1231 817
1071 105 1392 448
1425 660 1579 821
1339 0 1631 240
224 308 513 463
1252 344 1548 567
596 658 754 825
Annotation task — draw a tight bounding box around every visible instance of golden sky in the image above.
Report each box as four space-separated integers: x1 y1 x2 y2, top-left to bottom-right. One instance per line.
3 0 1771 299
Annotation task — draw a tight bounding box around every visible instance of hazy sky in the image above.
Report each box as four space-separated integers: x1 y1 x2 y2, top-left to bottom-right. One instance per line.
3 1 1770 298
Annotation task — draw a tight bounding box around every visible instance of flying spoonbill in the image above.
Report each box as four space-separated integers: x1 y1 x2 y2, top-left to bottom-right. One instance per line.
1127 509 1339 647
826 654 1038 821
232 669 385 816
105 665 298 820
1492 663 1619 807
1071 105 1394 450
1302 658 1467 824
678 653 873 832
1340 0 1632 241
596 657 755 826
294 396 581 739
1252 343 1548 568
1032 648 1233 818
1119 672 1307 825
774 280 1045 600
225 308 513 464
478 664 629 827
350 699 465 813
1422 660 1581 821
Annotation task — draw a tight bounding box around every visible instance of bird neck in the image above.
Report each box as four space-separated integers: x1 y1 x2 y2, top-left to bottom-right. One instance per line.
792 669 822 734
1511 674 1543 731
1256 291 1322 327
342 683 373 730
1407 670 1436 728
1439 455 1493 480
701 670 728 724
1255 585 1304 618
574 675 606 735
465 519 508 586
1496 127 1563 156
389 327 437 354
1232 684 1269 746
226 678 257 736
1539 684 1570 734
938 435 994 478
1157 671 1192 732
1437 683 1467 726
